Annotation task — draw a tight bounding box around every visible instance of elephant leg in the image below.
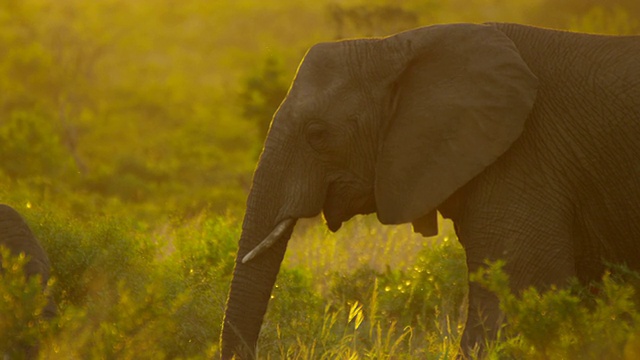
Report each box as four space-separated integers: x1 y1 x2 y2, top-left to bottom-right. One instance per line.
458 230 576 359
460 280 502 357
450 173 576 358
460 246 576 355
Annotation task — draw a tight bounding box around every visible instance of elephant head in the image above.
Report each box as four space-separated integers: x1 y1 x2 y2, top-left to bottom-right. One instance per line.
221 23 537 359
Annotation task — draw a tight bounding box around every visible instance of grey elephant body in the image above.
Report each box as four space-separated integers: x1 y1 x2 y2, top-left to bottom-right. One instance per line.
449 23 640 350
0 204 56 358
222 23 640 358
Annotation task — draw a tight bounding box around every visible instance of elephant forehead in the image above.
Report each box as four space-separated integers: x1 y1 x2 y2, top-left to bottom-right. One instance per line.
294 40 379 88
292 63 349 98
288 74 347 102
282 83 363 123
285 78 354 119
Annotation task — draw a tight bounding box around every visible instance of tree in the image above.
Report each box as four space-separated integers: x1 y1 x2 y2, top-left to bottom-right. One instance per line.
238 56 290 147
531 0 640 34
327 3 420 39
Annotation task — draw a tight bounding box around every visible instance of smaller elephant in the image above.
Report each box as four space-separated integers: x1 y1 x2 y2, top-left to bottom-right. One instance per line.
0 204 56 359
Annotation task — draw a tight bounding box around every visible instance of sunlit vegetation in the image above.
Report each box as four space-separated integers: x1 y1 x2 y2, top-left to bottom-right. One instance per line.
1 0 639 358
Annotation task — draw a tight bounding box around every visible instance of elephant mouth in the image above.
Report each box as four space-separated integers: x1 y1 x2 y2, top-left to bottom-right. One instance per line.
322 182 376 232
324 210 344 232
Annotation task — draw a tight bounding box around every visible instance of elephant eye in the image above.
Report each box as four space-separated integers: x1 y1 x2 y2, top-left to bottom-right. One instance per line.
305 121 330 152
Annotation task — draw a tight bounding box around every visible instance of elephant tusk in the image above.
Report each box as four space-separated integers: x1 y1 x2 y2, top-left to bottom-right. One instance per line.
242 218 296 264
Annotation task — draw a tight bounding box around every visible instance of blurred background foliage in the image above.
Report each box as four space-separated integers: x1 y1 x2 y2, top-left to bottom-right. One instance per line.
1 0 639 358
1 0 638 224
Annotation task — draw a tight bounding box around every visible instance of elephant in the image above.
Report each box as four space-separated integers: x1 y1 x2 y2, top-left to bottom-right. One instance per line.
0 204 56 358
221 22 640 359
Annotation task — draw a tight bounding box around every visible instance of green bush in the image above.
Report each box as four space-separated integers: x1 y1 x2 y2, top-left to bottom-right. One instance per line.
272 236 468 359
4 207 640 359
3 208 241 358
260 268 326 357
0 247 53 358
329 236 466 337
0 111 77 181
473 261 640 360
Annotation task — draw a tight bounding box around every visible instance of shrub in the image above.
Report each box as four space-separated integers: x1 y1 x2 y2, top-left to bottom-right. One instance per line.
11 208 241 358
0 111 77 181
0 247 53 358
329 236 466 337
317 235 466 358
473 261 640 360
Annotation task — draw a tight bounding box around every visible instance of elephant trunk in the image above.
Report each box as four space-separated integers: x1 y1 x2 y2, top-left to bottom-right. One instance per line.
220 154 297 359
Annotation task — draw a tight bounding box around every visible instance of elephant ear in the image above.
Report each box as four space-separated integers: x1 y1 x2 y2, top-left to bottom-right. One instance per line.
375 24 538 225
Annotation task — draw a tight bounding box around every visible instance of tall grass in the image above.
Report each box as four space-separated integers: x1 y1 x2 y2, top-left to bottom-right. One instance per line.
2 206 640 359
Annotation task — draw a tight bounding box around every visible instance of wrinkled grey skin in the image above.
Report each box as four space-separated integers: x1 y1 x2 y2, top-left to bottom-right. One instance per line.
221 23 640 359
0 204 56 359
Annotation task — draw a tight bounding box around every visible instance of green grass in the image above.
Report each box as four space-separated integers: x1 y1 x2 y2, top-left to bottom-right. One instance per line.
3 207 640 359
